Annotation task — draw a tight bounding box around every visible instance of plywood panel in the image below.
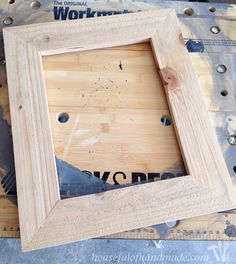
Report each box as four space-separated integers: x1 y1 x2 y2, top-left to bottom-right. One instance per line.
43 43 185 182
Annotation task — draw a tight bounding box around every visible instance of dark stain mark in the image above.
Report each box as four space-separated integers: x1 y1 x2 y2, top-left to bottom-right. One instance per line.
179 33 185 46
119 61 123 70
186 39 204 52
160 67 180 91
224 221 236 237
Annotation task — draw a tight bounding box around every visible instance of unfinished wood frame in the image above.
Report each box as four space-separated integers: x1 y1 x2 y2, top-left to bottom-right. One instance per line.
3 9 236 251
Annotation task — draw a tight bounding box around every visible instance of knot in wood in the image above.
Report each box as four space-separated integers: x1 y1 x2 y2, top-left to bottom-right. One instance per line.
160 67 180 91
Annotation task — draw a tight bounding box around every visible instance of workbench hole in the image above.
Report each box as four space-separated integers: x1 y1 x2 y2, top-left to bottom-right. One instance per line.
216 64 227 74
161 116 172 126
184 8 194 16
233 166 236 173
58 113 69 123
8 0 15 4
31 1 41 9
210 26 220 34
209 7 216 12
220 90 228 96
3 17 13 26
228 135 236 145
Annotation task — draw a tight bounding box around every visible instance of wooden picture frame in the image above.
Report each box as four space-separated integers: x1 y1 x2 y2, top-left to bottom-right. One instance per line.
3 9 236 251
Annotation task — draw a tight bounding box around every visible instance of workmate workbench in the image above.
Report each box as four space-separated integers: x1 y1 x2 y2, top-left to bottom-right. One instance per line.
0 0 236 241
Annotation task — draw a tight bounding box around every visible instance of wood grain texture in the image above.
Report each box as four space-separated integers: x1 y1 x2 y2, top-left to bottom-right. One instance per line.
3 25 60 248
3 9 236 251
43 43 184 178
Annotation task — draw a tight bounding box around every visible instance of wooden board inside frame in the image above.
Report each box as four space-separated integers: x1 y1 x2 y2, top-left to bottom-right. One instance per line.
3 9 236 251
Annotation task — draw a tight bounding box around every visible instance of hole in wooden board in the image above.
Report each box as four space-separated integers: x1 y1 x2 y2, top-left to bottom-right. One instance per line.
233 166 236 173
42 42 187 198
161 116 172 126
58 112 69 123
8 0 15 4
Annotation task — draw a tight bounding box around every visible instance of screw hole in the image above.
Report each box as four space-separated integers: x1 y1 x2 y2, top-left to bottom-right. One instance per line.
209 6 216 12
220 90 228 97
184 8 194 16
58 113 69 123
216 64 227 74
3 17 13 26
8 0 15 3
233 166 236 173
31 1 41 9
161 116 172 126
210 26 220 34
